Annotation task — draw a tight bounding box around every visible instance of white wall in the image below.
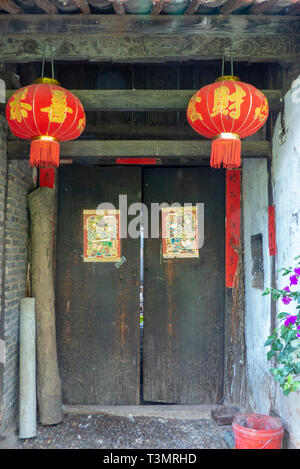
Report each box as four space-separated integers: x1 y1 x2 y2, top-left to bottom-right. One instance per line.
243 76 300 448
272 77 300 448
243 158 274 414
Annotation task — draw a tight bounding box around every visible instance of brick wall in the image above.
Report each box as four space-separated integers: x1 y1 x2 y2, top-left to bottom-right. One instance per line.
0 115 33 433
0 115 8 428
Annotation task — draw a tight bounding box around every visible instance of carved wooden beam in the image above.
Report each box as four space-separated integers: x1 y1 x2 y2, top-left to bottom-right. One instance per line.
70 0 91 13
8 140 271 160
221 0 254 14
0 0 23 13
0 15 299 63
33 0 58 14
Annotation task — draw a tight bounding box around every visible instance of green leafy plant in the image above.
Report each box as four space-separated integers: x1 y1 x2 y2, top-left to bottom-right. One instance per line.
263 256 300 396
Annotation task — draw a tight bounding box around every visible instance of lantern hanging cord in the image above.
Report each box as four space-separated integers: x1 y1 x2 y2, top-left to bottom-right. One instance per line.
41 43 46 78
221 39 234 77
51 47 55 80
40 44 56 80
230 41 234 77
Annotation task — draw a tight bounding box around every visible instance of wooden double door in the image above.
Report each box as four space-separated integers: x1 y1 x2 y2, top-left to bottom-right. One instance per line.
56 165 225 405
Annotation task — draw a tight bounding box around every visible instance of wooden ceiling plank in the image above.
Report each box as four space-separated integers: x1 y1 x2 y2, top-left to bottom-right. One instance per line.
8 140 270 160
1 14 299 36
33 0 58 14
0 0 23 14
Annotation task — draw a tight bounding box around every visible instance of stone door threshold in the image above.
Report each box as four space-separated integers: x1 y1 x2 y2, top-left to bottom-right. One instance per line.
62 404 232 420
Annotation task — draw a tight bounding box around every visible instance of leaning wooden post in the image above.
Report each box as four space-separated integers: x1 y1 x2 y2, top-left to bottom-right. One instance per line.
28 187 62 425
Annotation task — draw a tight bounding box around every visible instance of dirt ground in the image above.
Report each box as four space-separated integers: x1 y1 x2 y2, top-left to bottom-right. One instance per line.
12 413 230 449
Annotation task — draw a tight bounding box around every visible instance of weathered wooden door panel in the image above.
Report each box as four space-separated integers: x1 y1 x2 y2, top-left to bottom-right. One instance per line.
143 167 225 404
56 166 141 405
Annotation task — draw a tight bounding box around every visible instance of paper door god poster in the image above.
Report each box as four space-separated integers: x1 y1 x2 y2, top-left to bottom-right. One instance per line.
83 210 121 262
162 206 199 259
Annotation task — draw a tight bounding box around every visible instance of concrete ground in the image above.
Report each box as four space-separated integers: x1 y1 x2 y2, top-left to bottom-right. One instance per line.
0 406 231 449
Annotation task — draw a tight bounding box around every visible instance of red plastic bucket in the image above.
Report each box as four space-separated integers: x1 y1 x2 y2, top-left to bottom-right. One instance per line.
232 413 284 449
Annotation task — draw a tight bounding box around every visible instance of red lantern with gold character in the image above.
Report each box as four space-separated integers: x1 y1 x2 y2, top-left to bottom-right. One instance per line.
187 75 269 169
6 78 86 168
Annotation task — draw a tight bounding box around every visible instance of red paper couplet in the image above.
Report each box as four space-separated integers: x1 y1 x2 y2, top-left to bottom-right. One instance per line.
268 205 276 256
39 168 55 189
226 169 241 288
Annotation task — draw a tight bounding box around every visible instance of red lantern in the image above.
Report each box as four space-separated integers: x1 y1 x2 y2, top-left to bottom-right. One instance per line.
187 75 269 169
6 77 86 168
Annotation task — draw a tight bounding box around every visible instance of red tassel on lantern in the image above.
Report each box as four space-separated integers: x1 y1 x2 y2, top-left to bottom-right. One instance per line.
187 75 269 169
30 136 60 168
211 133 241 169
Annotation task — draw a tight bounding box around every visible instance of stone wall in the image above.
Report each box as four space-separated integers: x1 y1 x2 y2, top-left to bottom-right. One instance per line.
0 116 32 433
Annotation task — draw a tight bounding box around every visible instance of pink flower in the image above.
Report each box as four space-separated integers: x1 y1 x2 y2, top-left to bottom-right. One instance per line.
282 296 292 305
295 268 300 276
290 275 298 286
284 315 297 327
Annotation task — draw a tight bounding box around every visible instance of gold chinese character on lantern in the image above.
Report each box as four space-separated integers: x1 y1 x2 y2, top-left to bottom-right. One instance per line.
254 97 269 123
41 90 73 124
211 84 246 119
9 88 32 123
187 95 203 122
77 116 86 132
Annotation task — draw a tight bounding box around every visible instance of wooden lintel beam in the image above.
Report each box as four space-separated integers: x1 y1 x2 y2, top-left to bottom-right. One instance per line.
5 89 282 112
8 140 270 160
33 0 58 14
0 0 23 13
70 0 91 13
1 36 297 63
221 0 253 14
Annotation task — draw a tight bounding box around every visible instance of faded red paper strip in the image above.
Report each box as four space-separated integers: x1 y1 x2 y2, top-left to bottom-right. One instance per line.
226 169 241 288
39 168 55 189
268 205 276 256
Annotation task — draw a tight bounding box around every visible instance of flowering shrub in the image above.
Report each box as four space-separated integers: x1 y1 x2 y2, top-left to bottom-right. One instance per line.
263 256 300 396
